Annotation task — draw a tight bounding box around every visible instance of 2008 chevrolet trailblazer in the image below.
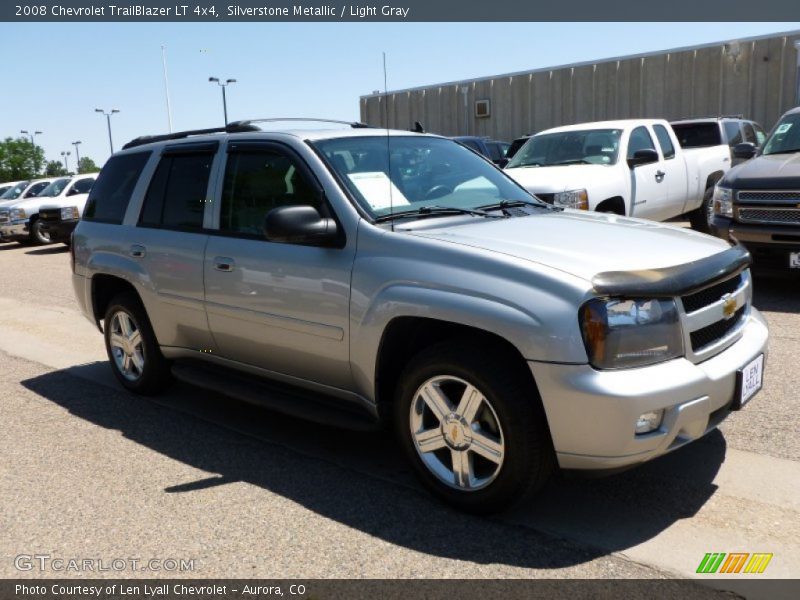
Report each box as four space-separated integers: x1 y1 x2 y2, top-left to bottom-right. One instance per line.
71 119 768 513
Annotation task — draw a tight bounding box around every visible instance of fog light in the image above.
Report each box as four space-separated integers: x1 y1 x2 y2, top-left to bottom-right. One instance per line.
635 410 664 434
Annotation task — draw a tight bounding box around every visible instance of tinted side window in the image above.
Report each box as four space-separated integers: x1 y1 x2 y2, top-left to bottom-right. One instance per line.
724 122 743 146
84 153 150 224
24 181 49 197
71 178 95 194
220 150 319 237
753 124 767 145
653 125 675 159
741 123 757 144
627 126 656 159
485 142 503 161
461 139 483 153
138 153 212 230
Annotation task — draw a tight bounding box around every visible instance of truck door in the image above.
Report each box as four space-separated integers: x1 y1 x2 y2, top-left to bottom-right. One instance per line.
627 126 669 220
652 124 689 219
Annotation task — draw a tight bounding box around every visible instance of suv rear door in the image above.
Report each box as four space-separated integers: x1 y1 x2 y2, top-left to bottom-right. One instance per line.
203 140 356 389
133 142 217 354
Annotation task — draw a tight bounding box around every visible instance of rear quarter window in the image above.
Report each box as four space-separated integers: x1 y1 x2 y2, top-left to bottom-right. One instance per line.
670 123 722 148
83 152 150 224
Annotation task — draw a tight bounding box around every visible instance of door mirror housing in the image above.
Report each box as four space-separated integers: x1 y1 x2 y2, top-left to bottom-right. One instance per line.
263 205 338 246
627 149 659 168
733 142 757 160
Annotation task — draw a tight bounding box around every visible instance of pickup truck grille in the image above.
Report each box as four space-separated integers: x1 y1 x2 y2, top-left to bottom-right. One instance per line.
737 191 800 204
0 209 9 224
38 208 61 222
679 271 750 360
737 207 800 226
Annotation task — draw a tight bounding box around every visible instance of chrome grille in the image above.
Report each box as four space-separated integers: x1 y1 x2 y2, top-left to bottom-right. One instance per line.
737 207 800 226
737 191 800 204
0 209 9 224
38 208 61 222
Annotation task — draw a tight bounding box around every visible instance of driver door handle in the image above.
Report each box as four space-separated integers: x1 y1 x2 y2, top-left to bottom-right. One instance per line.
214 257 235 272
655 170 666 182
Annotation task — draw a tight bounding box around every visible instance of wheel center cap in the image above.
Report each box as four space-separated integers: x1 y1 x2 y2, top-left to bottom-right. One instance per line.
442 414 471 450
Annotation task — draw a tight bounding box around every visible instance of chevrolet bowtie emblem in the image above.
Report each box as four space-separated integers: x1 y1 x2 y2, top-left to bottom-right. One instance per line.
722 294 737 319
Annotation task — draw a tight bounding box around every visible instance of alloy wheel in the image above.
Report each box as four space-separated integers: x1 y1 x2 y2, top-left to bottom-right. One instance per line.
108 310 145 381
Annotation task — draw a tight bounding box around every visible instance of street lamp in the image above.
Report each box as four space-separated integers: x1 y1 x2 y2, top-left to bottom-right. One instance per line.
60 151 71 173
72 141 82 170
208 77 236 126
21 130 43 174
95 108 120 154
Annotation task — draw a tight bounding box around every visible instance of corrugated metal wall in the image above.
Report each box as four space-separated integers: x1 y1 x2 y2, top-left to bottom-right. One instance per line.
360 32 800 140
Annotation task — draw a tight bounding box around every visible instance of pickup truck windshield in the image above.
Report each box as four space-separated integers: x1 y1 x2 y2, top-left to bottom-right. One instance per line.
0 181 29 200
312 136 536 218
762 114 800 155
37 178 71 197
507 129 622 168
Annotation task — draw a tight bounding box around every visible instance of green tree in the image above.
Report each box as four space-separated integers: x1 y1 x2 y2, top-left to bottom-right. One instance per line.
44 160 69 177
0 137 45 181
77 156 101 174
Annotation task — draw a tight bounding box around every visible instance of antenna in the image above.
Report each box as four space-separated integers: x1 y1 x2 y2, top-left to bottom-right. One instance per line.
383 51 395 231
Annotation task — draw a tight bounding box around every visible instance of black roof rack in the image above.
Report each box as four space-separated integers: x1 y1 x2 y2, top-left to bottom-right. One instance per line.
228 118 372 129
122 123 259 150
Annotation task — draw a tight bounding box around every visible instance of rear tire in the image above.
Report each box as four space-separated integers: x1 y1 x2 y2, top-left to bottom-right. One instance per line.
103 292 172 395
689 187 714 234
394 340 554 514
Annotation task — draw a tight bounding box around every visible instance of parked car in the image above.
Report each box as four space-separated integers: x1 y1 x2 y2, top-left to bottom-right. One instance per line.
37 173 99 244
710 106 800 273
504 119 730 232
72 120 768 513
0 178 54 207
0 180 28 197
670 116 767 166
452 136 510 166
0 176 81 244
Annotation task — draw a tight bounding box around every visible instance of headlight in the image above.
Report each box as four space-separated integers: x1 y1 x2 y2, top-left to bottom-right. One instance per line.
713 186 733 218
554 189 588 210
10 208 26 220
580 297 683 369
61 206 80 220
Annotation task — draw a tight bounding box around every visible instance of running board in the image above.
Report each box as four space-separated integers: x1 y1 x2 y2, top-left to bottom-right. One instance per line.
171 363 380 431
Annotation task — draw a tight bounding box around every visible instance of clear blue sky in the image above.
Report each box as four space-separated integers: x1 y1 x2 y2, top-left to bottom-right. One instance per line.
1 22 798 168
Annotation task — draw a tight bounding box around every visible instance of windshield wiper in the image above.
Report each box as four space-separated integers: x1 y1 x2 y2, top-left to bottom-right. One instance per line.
508 162 541 168
552 159 592 166
375 205 505 223
478 199 564 214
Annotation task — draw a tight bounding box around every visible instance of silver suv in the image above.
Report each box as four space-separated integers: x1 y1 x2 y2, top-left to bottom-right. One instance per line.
71 119 769 513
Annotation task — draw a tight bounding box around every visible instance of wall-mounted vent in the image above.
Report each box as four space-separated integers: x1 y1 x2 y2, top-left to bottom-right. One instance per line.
475 99 491 118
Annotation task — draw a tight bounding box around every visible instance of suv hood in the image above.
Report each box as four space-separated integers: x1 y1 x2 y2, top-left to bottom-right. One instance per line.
408 210 729 283
505 164 617 193
724 152 800 189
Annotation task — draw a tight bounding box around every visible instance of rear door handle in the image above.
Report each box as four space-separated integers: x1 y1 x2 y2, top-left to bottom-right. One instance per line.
214 257 235 272
130 244 146 258
655 170 666 182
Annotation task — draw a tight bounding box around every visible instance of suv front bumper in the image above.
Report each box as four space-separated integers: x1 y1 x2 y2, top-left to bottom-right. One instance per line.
711 214 800 274
530 308 768 470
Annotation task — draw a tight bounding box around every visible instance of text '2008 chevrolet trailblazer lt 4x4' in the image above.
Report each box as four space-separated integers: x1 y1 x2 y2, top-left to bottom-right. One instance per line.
71 119 769 513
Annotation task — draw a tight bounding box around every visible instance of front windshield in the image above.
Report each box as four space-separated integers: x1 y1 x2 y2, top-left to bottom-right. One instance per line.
36 178 70 198
0 181 30 200
507 129 622 168
312 136 536 218
762 114 800 155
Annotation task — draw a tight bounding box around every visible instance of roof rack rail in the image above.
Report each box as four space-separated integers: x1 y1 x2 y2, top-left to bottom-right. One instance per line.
228 117 372 129
674 114 745 121
122 122 260 150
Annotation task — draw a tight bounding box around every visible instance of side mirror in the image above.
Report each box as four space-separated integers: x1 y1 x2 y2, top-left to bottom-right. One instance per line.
263 205 338 246
627 149 659 168
66 187 79 196
733 142 757 160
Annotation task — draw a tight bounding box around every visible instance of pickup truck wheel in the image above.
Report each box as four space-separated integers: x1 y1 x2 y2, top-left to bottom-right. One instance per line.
103 292 172 395
689 188 714 234
394 341 554 514
29 217 51 245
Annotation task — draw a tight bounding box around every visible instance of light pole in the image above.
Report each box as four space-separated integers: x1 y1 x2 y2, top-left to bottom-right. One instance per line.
208 77 236 126
95 108 120 154
21 129 43 174
60 151 71 173
72 141 82 171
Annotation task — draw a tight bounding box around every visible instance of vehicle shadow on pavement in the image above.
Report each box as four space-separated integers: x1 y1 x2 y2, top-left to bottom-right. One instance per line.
24 245 69 255
752 275 800 314
22 364 725 569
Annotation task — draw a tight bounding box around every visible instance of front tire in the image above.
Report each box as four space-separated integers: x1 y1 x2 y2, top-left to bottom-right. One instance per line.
29 217 51 245
394 341 554 514
103 292 172 395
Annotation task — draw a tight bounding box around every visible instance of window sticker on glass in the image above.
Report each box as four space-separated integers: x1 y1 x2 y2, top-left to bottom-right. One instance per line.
347 171 410 210
775 123 793 134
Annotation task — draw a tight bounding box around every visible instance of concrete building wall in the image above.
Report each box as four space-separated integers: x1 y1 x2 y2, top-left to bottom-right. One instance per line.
360 31 800 140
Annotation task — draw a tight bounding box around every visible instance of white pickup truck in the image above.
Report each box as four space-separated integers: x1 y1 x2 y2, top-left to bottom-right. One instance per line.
504 119 730 232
